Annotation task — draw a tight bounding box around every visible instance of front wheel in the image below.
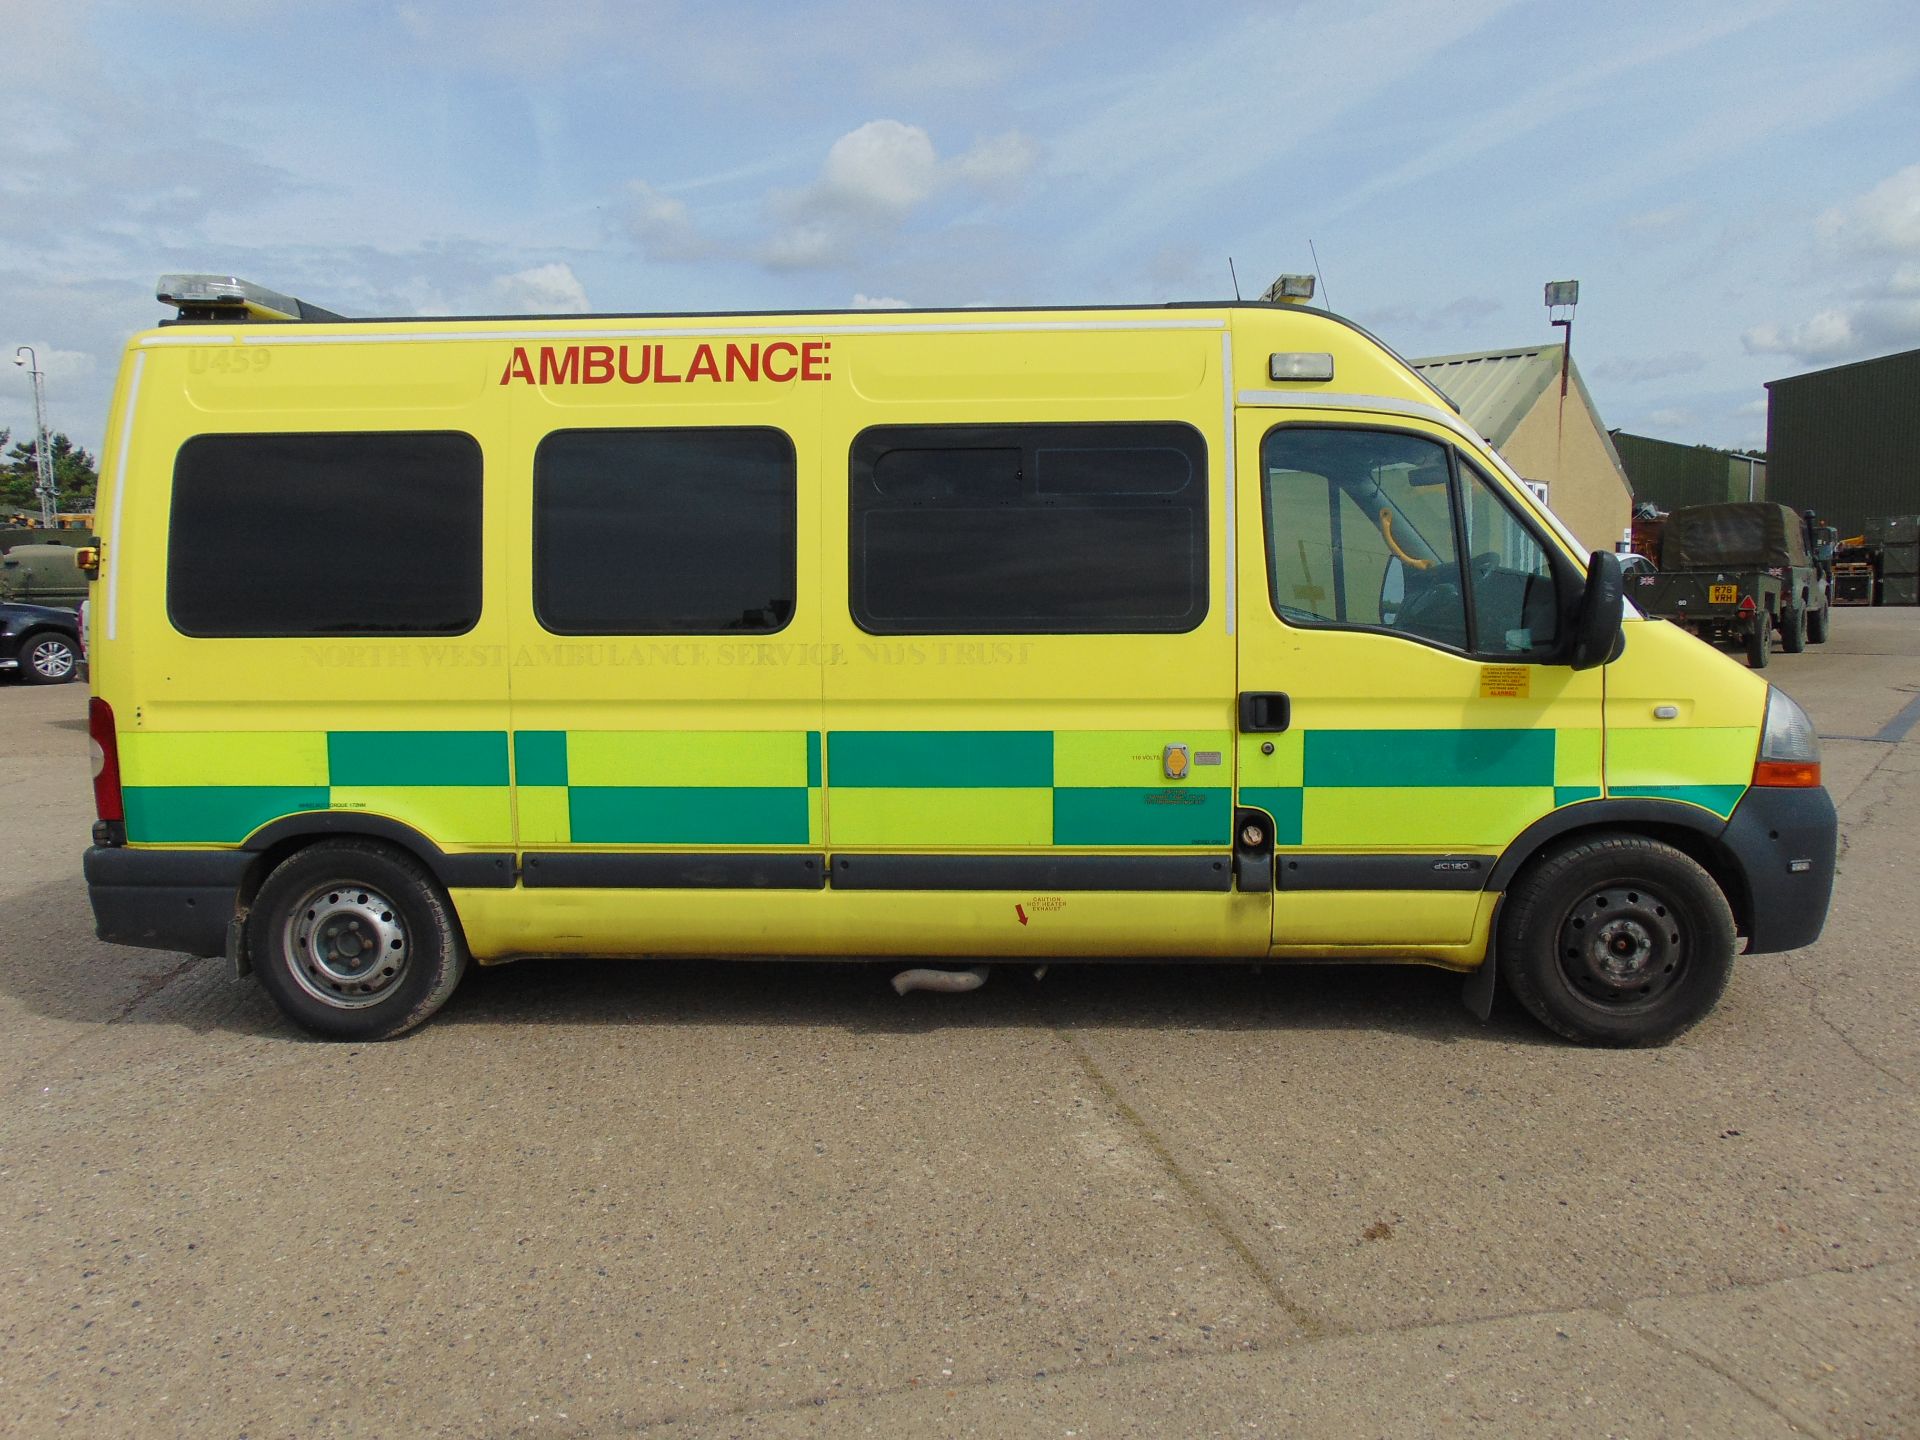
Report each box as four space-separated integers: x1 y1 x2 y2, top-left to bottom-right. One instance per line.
1780 604 1807 653
1807 603 1831 644
1498 834 1736 1046
248 839 469 1040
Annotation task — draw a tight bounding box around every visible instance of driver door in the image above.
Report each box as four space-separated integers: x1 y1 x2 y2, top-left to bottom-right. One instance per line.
1233 410 1605 953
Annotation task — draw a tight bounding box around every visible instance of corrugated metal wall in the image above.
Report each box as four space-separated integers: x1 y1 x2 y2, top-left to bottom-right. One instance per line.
1766 347 1920 537
1611 432 1765 511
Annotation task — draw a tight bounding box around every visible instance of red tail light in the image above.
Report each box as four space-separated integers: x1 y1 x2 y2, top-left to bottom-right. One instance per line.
89 696 123 822
1737 594 1757 613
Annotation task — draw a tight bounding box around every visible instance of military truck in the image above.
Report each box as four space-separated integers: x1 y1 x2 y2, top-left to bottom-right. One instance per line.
1629 501 1831 669
0 542 89 609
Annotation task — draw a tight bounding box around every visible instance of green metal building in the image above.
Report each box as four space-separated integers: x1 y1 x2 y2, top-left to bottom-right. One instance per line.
1765 346 1920 537
1610 431 1767 512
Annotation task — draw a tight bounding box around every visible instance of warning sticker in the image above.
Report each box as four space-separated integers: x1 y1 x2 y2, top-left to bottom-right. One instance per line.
1479 665 1530 699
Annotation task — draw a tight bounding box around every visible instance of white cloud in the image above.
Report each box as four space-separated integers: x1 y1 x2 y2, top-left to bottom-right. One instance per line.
0 345 98 392
851 293 909 309
487 263 590 314
1590 351 1707 384
1742 297 1920 366
953 132 1040 196
1744 164 1920 366
1817 163 1920 255
1619 203 1696 235
761 120 1037 272
818 120 940 218
626 182 710 263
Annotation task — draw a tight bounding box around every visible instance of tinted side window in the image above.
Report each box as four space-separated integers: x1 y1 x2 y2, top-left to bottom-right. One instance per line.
850 423 1207 634
168 432 482 637
535 428 796 634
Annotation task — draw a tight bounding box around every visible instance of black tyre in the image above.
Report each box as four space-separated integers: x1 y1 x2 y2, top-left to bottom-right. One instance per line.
1780 604 1807 654
248 839 468 1040
1807 603 1830 644
21 631 78 684
1498 834 1736 1047
1745 613 1770 669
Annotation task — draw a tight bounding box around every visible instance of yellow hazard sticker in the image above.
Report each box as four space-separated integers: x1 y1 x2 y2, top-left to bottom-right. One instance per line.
1709 583 1737 604
1479 664 1531 699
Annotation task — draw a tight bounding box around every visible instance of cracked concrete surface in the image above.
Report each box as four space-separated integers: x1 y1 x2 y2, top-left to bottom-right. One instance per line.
1 611 1916 1437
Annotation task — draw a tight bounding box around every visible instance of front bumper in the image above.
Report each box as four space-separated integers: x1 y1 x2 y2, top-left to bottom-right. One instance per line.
1722 785 1837 954
85 846 253 958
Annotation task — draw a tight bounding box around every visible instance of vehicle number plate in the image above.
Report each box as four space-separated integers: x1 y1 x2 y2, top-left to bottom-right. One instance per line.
1709 583 1737 604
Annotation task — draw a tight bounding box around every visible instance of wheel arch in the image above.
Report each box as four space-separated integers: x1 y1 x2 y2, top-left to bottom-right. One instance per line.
1488 800 1751 941
238 813 514 910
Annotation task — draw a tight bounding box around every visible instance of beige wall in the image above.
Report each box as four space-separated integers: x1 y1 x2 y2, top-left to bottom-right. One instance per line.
1500 385 1633 553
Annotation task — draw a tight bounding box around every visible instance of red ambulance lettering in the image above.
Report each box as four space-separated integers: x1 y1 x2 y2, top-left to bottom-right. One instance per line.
538 347 580 385
725 343 759 381
617 344 651 383
802 340 830 381
686 344 720 382
581 345 615 384
764 341 799 382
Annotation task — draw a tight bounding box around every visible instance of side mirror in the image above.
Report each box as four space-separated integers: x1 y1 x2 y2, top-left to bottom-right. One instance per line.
1567 549 1623 671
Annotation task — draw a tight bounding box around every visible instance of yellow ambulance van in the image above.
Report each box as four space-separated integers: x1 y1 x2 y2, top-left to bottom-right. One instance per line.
80 275 1835 1045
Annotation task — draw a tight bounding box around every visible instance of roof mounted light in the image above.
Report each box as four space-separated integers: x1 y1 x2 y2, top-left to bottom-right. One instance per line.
1269 352 1334 381
156 274 345 324
1261 274 1316 305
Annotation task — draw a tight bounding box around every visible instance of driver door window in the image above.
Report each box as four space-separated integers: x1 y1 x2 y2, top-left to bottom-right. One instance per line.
1262 427 1465 650
1261 426 1562 657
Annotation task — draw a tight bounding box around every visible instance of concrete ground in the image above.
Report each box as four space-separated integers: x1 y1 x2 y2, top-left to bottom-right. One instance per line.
1 613 1916 1438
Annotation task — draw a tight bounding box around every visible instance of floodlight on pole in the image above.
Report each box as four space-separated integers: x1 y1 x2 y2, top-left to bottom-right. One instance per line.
12 347 57 529
1544 281 1578 398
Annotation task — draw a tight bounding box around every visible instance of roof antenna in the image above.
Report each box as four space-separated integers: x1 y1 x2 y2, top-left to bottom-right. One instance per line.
1228 257 1242 302
1307 239 1332 310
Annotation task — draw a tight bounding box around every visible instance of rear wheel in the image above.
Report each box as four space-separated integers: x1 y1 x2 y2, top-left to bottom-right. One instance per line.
1745 613 1771 668
248 839 468 1040
22 631 78 684
1499 834 1736 1046
1780 604 1807 653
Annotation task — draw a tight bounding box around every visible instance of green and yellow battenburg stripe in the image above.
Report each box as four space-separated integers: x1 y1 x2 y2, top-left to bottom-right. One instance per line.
825 729 1234 846
118 729 824 847
1242 725 1622 849
116 723 1760 853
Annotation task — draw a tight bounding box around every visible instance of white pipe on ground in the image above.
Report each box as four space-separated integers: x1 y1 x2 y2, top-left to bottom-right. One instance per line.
890 966 990 996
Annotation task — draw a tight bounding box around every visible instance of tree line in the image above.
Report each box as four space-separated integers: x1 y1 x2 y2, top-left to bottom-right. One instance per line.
0 427 100 518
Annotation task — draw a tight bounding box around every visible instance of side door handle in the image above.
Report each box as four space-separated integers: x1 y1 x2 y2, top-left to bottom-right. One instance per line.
1238 691 1291 733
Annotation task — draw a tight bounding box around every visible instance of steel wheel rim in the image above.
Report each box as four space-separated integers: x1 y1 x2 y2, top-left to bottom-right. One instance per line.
282 882 410 1009
29 638 73 679
1557 883 1687 1008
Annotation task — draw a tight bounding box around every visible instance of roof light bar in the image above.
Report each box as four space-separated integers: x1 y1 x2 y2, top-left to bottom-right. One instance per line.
1261 274 1316 305
156 274 345 324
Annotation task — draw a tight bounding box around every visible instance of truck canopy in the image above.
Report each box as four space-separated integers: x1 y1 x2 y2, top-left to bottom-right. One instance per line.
1659 502 1810 570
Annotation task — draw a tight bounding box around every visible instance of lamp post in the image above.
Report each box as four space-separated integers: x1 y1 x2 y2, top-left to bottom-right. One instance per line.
1544 281 1579 399
12 347 57 529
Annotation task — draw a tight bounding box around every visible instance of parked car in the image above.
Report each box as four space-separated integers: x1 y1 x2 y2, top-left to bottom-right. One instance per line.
0 601 83 684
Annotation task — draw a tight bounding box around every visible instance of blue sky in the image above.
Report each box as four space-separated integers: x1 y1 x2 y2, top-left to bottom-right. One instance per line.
3 0 1917 462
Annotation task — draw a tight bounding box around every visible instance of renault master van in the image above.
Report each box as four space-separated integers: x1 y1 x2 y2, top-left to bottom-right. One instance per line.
81 275 1835 1044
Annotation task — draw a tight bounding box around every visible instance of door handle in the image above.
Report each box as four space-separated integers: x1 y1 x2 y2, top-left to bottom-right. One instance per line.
1238 691 1291 733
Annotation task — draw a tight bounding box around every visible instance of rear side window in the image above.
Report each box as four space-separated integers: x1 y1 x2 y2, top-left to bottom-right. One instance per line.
168 432 483 637
849 422 1208 634
534 427 796 634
